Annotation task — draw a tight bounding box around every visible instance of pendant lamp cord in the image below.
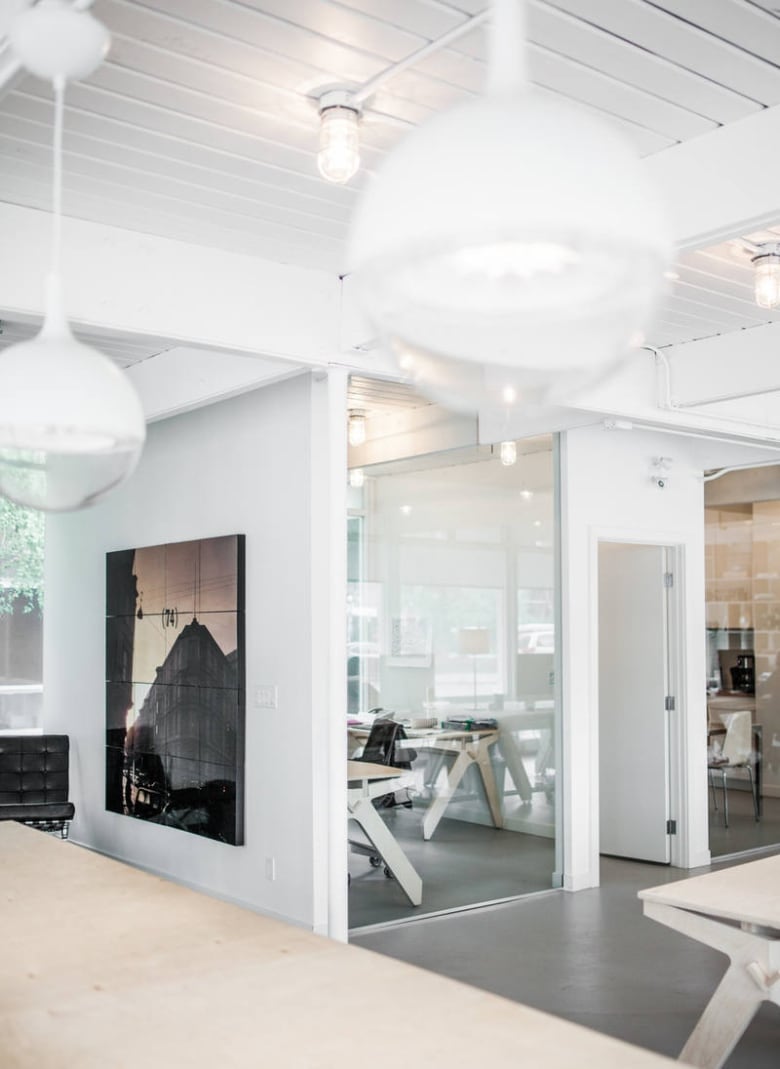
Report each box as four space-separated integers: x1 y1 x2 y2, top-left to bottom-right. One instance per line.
51 76 65 278
487 0 528 95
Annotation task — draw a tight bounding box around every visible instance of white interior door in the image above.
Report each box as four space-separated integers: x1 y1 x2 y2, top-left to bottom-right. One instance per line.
598 542 671 863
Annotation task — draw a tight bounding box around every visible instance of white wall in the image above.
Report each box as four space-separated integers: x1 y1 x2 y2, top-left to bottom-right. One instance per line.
561 424 710 890
44 374 323 929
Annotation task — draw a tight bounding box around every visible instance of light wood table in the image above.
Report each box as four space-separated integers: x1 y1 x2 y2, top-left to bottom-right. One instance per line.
0 822 680 1069
347 760 422 905
639 855 780 1069
406 729 502 839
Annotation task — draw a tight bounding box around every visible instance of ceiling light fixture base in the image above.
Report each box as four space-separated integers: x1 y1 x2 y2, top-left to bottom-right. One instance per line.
10 0 110 83
317 90 361 184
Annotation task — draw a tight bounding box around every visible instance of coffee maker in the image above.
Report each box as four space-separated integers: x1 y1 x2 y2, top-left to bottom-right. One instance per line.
730 653 755 694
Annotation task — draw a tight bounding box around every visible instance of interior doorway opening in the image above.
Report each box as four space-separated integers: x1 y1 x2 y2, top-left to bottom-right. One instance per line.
597 540 677 868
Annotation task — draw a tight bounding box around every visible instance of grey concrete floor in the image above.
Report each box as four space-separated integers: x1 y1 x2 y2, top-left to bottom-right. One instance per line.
348 802 555 928
709 788 780 858
353 853 780 1068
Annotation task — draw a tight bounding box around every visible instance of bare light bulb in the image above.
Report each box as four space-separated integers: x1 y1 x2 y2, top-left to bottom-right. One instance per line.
348 410 366 446
499 440 517 466
753 244 780 310
318 103 360 184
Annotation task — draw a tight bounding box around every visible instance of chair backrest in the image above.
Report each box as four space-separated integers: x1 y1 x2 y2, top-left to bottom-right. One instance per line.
357 719 415 768
720 710 752 764
0 735 71 805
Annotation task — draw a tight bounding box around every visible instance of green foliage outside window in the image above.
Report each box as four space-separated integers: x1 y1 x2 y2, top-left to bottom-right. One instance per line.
0 498 44 614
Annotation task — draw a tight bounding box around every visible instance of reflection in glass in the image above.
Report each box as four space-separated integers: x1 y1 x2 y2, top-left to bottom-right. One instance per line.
705 475 780 857
347 436 559 927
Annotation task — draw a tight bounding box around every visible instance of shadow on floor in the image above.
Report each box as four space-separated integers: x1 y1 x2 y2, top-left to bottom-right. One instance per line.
353 853 780 1069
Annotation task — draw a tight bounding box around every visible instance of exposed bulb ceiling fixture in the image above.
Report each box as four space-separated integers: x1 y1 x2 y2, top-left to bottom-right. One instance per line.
347 409 367 446
499 440 517 466
752 242 780 310
347 0 671 413
317 90 361 184
0 0 145 512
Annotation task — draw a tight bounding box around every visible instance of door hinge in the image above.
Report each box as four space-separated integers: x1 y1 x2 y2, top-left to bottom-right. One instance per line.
665 695 675 711
666 819 677 835
664 572 674 588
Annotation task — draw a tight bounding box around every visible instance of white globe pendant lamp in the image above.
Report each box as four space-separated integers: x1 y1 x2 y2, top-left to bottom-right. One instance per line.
347 0 672 413
0 1 146 512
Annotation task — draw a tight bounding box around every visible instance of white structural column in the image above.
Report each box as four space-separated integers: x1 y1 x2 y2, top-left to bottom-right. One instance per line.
310 368 349 941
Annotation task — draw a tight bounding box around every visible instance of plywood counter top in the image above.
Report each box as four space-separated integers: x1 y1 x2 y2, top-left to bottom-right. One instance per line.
0 822 678 1069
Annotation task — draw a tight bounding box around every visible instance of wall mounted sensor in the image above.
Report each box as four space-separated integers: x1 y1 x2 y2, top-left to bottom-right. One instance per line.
650 456 673 488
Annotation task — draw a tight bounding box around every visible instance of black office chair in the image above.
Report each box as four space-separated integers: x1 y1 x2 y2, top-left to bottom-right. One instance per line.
349 719 417 878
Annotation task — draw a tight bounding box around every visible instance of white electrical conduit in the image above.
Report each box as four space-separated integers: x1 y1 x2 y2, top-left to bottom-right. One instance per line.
348 8 492 107
604 418 780 452
703 459 780 482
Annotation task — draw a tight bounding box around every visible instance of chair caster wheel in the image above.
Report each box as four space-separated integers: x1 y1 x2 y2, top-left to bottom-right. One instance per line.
384 867 393 879
369 855 382 868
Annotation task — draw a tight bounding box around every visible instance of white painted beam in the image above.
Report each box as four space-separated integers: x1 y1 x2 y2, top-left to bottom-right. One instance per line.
0 201 341 364
647 104 780 249
659 322 780 409
126 346 305 423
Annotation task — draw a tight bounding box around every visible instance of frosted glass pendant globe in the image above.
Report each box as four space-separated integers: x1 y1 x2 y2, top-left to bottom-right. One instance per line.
0 279 146 512
348 85 671 412
1 0 146 511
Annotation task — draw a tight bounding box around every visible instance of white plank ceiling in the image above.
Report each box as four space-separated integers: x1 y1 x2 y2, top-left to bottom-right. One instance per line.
0 314 171 367
0 0 779 365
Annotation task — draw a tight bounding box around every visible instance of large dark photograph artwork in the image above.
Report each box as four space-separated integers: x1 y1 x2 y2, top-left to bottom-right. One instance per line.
106 535 245 845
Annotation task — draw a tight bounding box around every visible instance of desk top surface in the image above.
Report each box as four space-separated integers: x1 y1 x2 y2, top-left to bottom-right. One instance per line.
639 854 780 929
348 725 497 741
0 822 678 1069
347 760 407 781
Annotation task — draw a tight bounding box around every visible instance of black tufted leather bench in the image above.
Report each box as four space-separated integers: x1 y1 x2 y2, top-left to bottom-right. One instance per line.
0 735 75 838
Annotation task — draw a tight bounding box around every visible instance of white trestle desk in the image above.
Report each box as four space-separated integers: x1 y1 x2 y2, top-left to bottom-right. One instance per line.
348 726 502 839
347 759 422 905
0 822 681 1069
639 854 780 1069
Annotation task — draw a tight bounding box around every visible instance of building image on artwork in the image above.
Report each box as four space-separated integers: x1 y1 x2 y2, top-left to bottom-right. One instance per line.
105 534 245 845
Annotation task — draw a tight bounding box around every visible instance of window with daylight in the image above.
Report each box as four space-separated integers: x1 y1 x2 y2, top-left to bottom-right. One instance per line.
0 500 44 731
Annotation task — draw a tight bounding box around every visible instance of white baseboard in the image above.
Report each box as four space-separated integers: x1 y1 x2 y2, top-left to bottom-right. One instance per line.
563 869 599 891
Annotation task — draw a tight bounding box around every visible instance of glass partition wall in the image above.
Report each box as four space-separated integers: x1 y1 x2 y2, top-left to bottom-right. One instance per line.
347 437 560 928
705 466 780 858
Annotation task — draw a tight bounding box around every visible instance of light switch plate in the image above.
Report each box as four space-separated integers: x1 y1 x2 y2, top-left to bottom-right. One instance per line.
255 685 278 709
